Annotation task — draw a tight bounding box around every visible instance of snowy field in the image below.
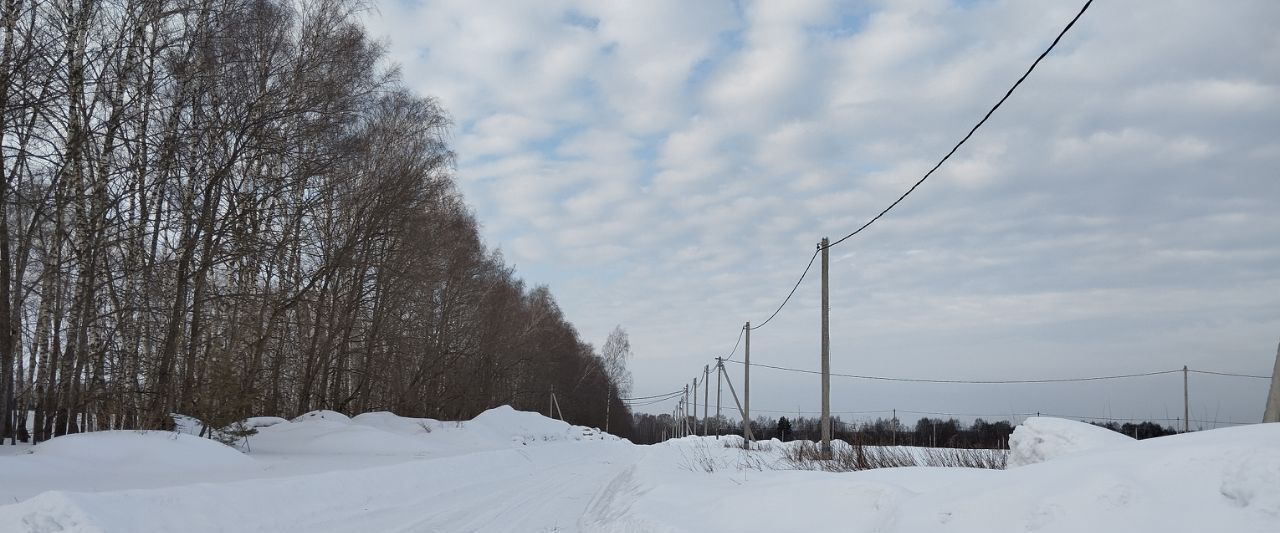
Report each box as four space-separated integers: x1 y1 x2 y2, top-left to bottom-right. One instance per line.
0 408 1277 532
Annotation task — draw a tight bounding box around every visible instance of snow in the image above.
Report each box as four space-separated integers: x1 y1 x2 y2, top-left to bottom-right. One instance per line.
1007 416 1135 467
350 411 441 435
290 410 351 423
26 431 255 469
2 410 1277 532
243 416 289 429
467 405 619 445
250 416 432 456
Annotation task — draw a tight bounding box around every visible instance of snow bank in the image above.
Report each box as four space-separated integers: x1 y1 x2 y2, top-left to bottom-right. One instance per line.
887 423 1280 532
467 405 619 445
2 414 1277 532
291 410 350 423
31 430 255 469
600 424 1280 532
1007 416 1134 467
252 416 431 456
243 416 289 429
350 411 441 435
0 442 638 533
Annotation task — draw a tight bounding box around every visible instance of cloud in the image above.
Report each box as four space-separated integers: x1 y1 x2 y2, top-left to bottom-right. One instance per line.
366 0 1280 424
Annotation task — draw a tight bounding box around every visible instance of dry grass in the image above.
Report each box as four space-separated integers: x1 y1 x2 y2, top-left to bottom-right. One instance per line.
782 441 1007 472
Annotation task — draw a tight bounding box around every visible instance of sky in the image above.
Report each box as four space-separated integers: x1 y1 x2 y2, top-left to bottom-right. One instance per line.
365 0 1280 428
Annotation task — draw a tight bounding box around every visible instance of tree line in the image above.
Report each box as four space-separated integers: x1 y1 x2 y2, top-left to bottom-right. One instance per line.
631 413 1177 448
0 0 634 444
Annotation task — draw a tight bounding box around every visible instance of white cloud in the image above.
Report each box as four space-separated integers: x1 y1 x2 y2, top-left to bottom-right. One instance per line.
366 0 1280 423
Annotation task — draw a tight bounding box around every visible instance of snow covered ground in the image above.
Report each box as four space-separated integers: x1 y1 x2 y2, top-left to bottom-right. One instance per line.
0 409 1276 532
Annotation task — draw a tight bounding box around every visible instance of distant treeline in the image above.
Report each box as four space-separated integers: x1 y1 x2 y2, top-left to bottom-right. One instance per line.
632 414 1178 448
0 0 633 444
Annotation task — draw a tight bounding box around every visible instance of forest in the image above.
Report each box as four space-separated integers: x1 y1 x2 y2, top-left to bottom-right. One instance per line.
0 0 635 444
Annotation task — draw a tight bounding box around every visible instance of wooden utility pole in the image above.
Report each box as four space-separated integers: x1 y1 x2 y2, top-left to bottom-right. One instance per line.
1264 340 1280 423
716 358 723 438
744 321 751 448
820 237 831 457
1182 365 1189 433
719 362 754 447
605 384 612 434
703 365 710 435
684 384 690 437
692 377 698 436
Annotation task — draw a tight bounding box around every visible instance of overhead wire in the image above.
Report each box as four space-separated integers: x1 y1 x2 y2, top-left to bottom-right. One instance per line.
711 0 1096 349
746 249 820 332
825 0 1094 250
722 327 746 361
624 394 684 408
1188 369 1272 380
621 390 685 401
725 360 1193 384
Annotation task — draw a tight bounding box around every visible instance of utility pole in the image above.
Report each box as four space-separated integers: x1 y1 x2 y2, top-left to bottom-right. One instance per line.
719 362 754 447
549 385 555 418
703 365 710 435
684 384 690 437
692 377 698 437
716 358 723 438
1264 340 1280 423
605 384 611 434
1183 365 1189 433
744 321 751 448
819 237 831 457
676 399 682 438
675 401 681 438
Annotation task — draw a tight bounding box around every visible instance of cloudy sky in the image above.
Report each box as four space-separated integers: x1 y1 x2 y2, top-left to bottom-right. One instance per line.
366 0 1279 427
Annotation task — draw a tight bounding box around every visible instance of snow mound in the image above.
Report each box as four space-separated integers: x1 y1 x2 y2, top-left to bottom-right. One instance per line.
31 430 255 469
469 406 574 445
351 411 442 435
1008 416 1134 467
243 416 289 429
291 410 351 423
252 416 431 456
468 406 620 445
890 423 1280 532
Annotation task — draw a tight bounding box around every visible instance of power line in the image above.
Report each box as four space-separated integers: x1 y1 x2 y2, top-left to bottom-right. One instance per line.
725 359 1185 384
747 249 820 332
723 327 746 361
624 394 684 407
1188 369 1272 380
825 0 1093 250
621 390 684 402
751 407 892 415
